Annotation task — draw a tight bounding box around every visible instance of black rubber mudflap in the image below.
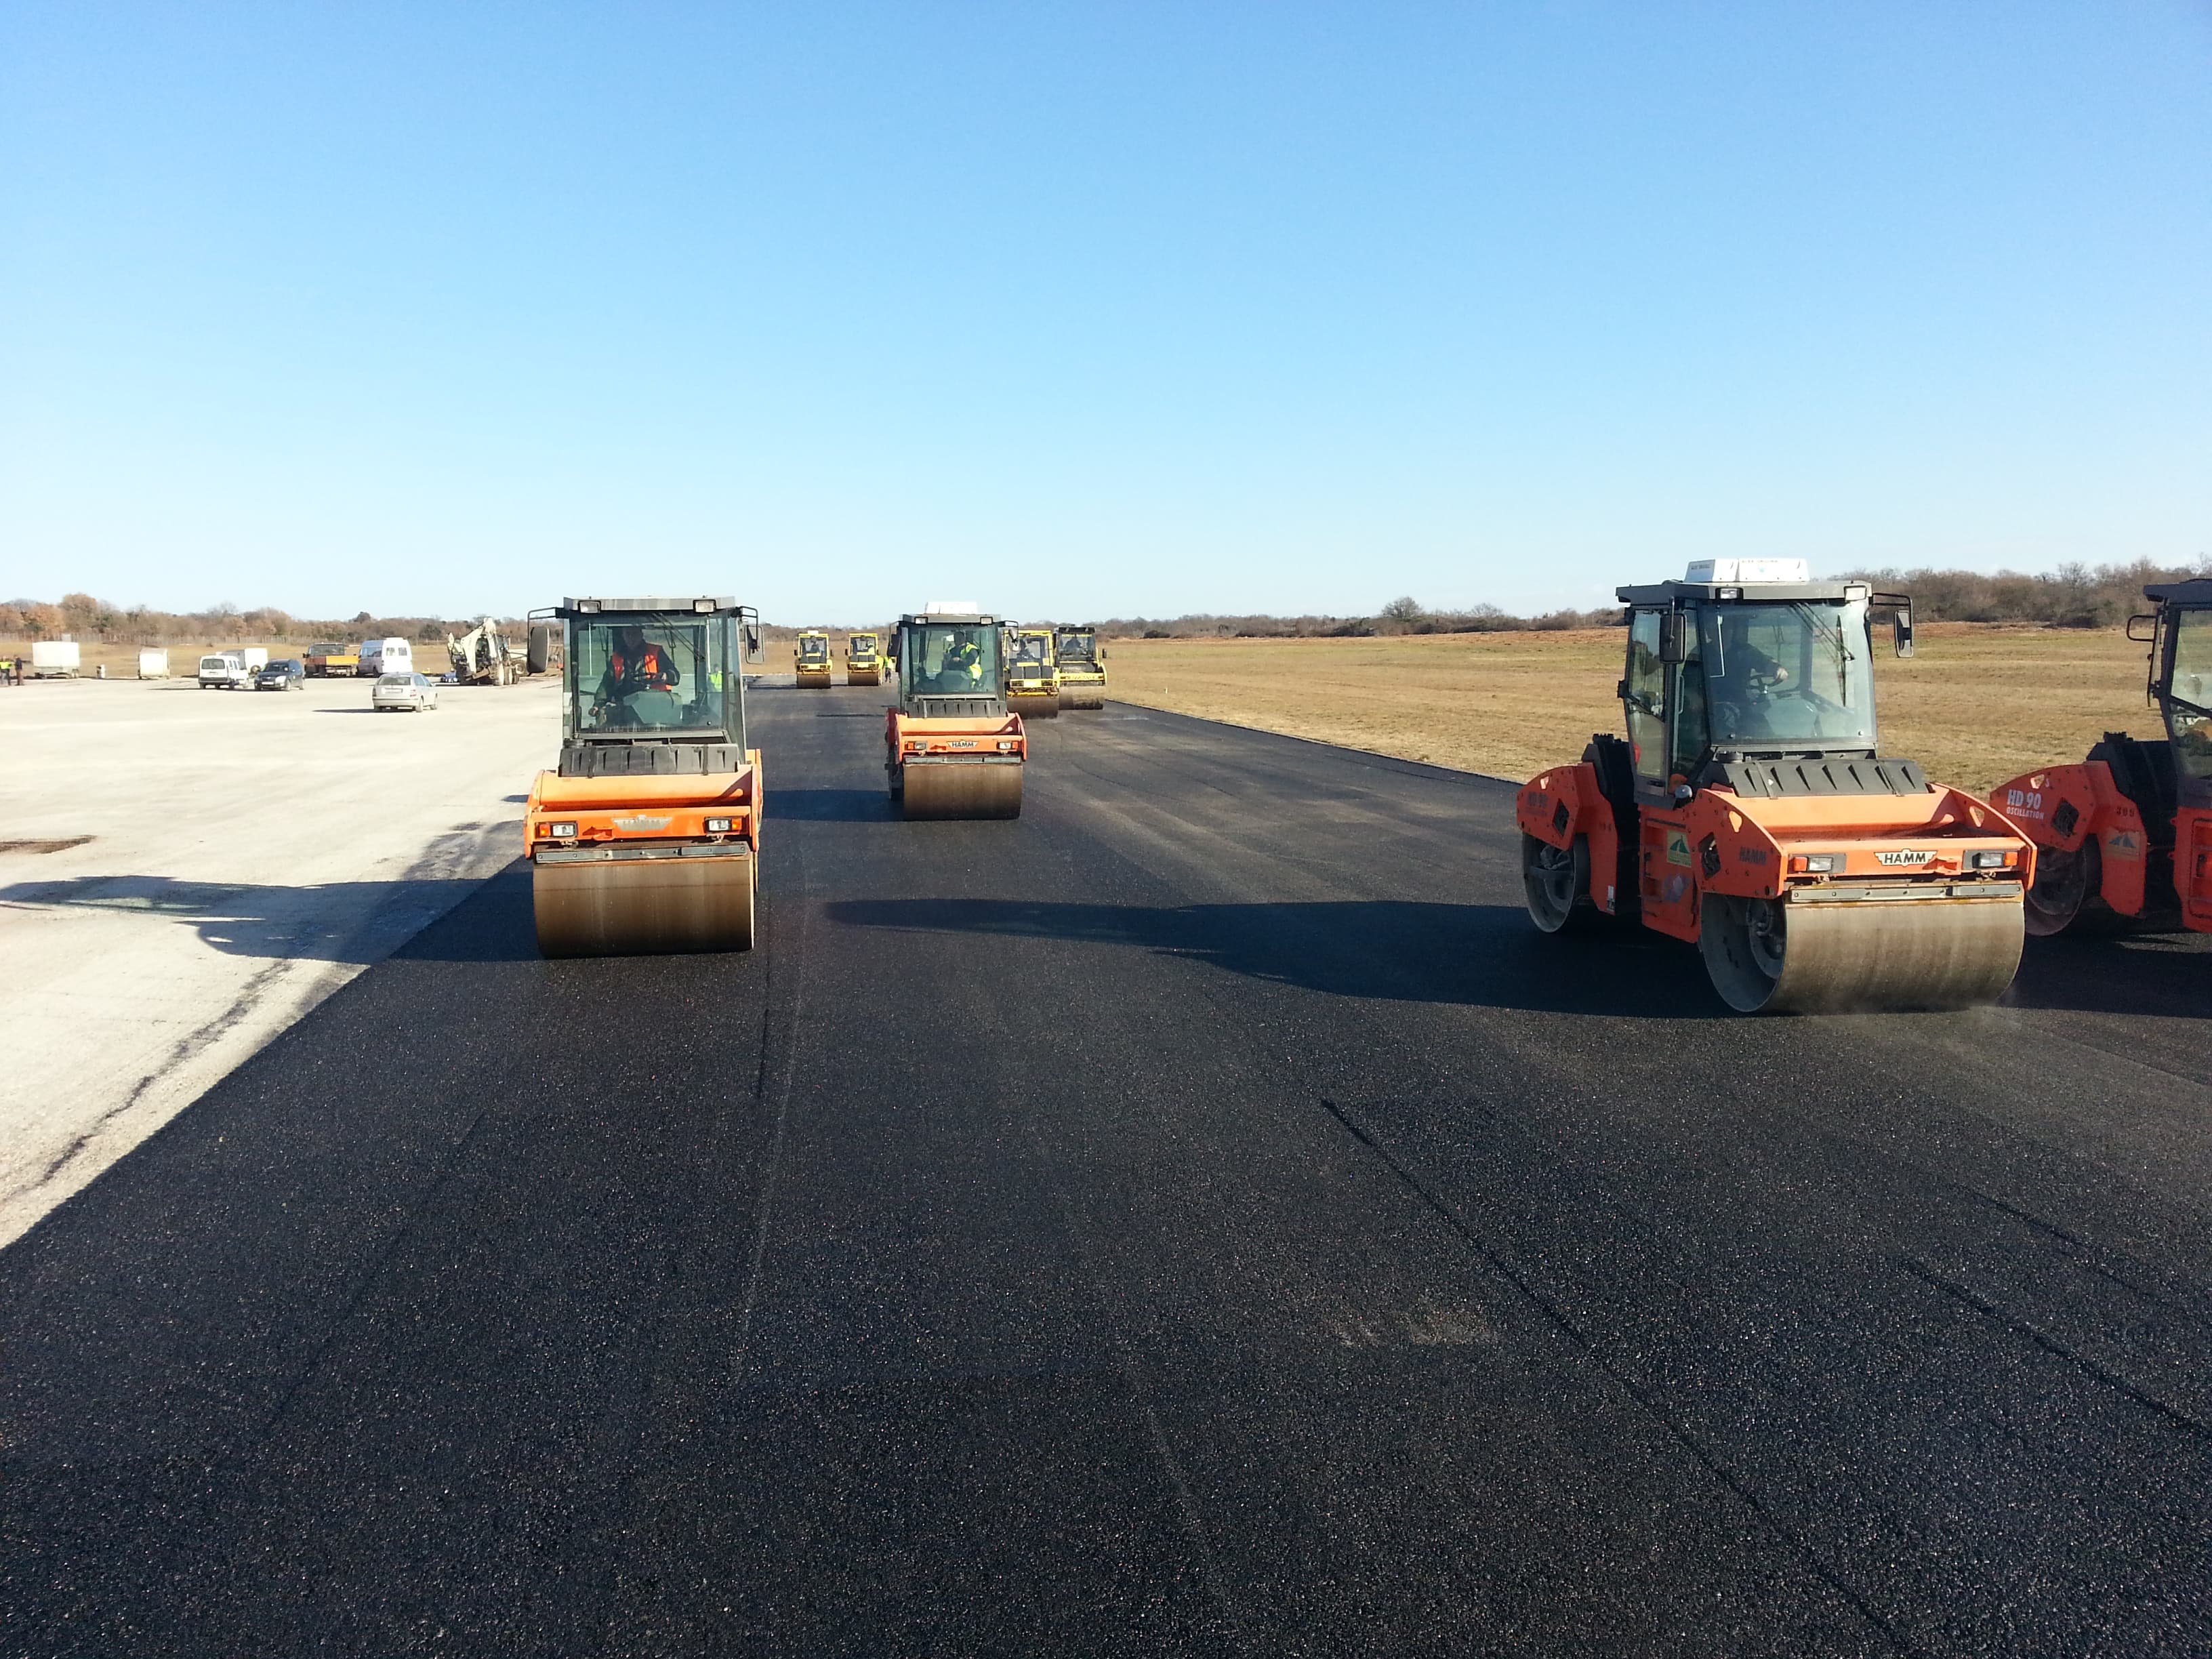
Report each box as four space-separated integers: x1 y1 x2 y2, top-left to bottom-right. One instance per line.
2088 732 2177 847
1582 733 1641 918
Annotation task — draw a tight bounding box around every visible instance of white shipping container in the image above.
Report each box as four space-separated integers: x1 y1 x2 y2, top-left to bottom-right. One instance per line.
138 649 170 678
30 641 81 676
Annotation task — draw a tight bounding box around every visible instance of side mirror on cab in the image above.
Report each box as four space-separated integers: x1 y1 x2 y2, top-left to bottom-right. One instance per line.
2126 613 2157 643
1658 612 1689 664
1872 592 1914 658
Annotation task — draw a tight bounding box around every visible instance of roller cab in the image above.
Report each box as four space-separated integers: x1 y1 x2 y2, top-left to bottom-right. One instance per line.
1992 579 2212 937
1517 560 2031 1012
1006 628 1061 720
1054 626 1107 709
886 604 1026 819
844 631 886 687
524 597 766 956
794 630 835 689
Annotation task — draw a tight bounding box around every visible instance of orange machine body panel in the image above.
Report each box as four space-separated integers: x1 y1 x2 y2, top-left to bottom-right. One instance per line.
2182 806 2212 931
523 754 762 860
1517 770 2033 943
1988 760 2169 922
885 710 1027 770
1517 762 1626 916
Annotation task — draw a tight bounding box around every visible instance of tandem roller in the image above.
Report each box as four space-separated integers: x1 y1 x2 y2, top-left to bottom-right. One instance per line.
1514 559 2032 1015
885 602 1028 821
523 596 768 958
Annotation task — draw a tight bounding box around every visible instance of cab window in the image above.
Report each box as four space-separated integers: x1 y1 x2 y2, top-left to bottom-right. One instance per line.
1624 611 1666 786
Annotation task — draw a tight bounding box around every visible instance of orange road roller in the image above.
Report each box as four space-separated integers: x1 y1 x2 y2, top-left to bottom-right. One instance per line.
885 602 1026 819
794 629 834 688
1992 577 2212 937
1517 560 2032 1012
845 631 887 687
524 596 766 956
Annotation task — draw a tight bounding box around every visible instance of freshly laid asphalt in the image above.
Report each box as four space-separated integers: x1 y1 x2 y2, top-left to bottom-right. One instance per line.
3 684 2208 1658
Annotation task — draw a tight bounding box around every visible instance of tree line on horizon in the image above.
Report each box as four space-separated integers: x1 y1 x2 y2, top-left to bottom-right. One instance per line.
0 594 518 647
9 557 2205 647
1100 556 2210 638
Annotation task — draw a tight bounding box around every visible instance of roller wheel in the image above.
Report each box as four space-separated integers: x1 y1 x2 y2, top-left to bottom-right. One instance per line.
2023 840 2104 937
1521 833 1590 933
533 853 757 957
1699 890 2023 1015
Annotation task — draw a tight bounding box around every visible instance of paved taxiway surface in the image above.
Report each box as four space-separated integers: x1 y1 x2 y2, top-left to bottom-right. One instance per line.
3 682 2207 1656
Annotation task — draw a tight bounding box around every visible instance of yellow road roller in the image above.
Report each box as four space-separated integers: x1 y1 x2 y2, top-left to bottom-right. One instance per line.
846 631 887 686
886 603 1026 818
794 630 834 688
524 596 766 956
1054 624 1107 709
1006 628 1061 720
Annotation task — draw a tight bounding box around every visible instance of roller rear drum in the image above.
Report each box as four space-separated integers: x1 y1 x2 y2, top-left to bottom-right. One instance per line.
1699 893 2021 1014
900 760 1023 820
534 850 756 956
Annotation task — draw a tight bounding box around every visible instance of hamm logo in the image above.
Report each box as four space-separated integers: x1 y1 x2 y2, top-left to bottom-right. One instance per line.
1875 848 1930 866
613 815 672 832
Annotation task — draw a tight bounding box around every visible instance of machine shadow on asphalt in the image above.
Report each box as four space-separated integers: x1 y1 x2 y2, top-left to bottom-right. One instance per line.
0 867 542 965
2003 933 2210 1019
822 896 1726 1017
765 787 901 823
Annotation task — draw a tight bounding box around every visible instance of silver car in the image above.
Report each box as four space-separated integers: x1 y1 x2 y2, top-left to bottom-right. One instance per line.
371 672 440 712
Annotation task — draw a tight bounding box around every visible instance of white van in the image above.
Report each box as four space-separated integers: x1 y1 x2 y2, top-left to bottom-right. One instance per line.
198 653 251 689
357 637 413 678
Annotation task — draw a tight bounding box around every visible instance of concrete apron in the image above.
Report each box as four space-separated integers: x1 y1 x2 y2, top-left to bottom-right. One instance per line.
0 676 561 1250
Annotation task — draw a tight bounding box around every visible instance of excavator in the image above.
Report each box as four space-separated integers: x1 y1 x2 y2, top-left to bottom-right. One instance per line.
1006 628 1061 720
1517 560 2032 1012
1054 624 1107 710
1992 577 2212 937
845 631 888 687
794 630 835 689
446 617 520 686
523 596 766 956
885 602 1025 819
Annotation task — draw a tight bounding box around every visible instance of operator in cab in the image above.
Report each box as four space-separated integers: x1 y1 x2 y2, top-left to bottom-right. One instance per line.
593 626 681 721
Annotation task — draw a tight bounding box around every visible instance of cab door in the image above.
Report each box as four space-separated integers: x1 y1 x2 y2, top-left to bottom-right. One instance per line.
1623 608 1699 941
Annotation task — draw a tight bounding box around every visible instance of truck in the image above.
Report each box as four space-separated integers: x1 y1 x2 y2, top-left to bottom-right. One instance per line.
30 642 81 678
305 641 360 677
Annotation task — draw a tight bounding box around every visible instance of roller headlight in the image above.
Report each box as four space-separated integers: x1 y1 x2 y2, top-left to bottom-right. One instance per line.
1969 850 2009 869
550 821 577 838
705 817 733 833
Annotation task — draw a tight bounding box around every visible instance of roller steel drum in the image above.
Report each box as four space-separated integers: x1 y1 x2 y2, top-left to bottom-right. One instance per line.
901 760 1023 820
534 847 756 956
1057 687 1105 710
1699 891 2022 1014
1008 689 1059 720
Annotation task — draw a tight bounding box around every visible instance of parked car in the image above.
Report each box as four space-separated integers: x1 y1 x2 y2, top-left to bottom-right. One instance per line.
197 653 251 689
253 658 306 691
371 672 440 712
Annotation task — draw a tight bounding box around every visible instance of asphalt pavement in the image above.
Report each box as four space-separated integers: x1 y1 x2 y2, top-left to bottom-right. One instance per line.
3 683 2207 1658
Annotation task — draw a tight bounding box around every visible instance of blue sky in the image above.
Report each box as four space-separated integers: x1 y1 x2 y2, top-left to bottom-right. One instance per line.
3 2 2207 623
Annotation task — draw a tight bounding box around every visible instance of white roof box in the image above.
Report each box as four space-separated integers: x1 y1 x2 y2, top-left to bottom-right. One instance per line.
922 599 982 615
1685 558 1809 584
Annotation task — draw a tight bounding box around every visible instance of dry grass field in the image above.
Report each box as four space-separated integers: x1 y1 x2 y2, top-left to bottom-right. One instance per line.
1104 624 2160 798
